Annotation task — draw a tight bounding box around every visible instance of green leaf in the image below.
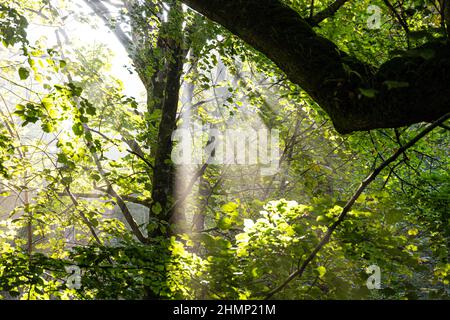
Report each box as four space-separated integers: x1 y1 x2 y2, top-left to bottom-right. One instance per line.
18 67 30 80
90 173 101 181
41 122 54 133
316 266 327 278
61 176 73 186
57 153 69 165
383 80 409 90
221 202 238 213
218 217 233 230
359 88 378 98
152 202 162 215
72 122 84 136
85 104 96 116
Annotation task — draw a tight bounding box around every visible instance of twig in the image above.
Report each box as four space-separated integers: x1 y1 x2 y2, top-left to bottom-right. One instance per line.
307 0 350 26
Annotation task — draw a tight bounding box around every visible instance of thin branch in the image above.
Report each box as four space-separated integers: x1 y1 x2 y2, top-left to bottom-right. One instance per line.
63 187 103 245
382 0 410 35
89 143 149 244
307 0 350 26
122 138 155 170
166 159 210 220
83 0 132 50
265 112 450 299
23 7 49 19
309 0 315 18
57 191 152 208
88 127 154 170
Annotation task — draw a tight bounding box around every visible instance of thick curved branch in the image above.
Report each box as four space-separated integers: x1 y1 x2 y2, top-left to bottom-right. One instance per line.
181 0 450 133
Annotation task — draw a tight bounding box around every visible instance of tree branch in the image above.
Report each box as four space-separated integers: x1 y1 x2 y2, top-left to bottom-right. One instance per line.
265 112 450 299
167 159 209 221
63 187 103 245
84 0 132 50
88 127 154 170
122 137 155 170
57 191 152 208
307 0 350 26
83 124 148 243
382 0 410 35
181 0 450 133
87 132 149 244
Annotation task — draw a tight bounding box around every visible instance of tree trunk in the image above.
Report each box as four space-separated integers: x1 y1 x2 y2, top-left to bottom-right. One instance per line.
149 3 186 233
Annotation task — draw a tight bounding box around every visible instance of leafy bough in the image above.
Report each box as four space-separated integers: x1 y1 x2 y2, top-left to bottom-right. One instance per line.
265 112 450 299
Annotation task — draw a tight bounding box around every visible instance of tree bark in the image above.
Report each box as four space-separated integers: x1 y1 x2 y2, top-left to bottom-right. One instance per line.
150 3 186 229
180 0 450 134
